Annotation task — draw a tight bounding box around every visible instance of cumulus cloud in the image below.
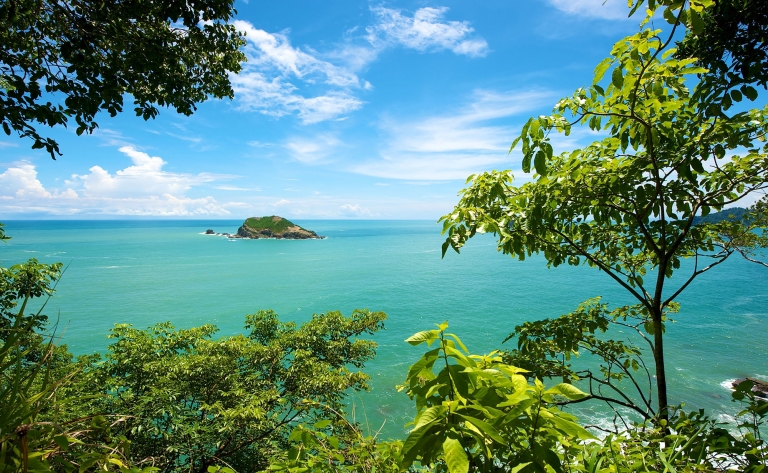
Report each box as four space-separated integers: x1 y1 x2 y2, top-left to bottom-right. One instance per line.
71 146 227 198
0 149 243 216
546 0 632 20
366 6 488 57
0 162 76 199
351 89 554 180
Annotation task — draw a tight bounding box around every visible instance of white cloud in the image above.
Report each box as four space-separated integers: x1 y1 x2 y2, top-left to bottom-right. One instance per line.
0 162 75 199
0 149 242 216
166 132 202 143
230 8 487 123
285 134 342 164
71 146 226 198
352 89 554 180
234 21 361 87
230 21 366 123
354 153 509 181
247 141 273 148
214 186 261 191
339 203 373 217
92 128 134 147
366 6 488 57
546 0 632 20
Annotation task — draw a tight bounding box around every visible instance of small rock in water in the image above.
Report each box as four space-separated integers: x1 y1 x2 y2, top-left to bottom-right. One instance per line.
732 377 768 399
205 229 215 234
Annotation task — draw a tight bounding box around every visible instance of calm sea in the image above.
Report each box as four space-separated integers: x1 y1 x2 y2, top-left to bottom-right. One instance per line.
1 220 766 437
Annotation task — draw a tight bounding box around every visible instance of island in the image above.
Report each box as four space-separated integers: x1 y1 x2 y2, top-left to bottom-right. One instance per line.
692 207 750 225
201 216 322 240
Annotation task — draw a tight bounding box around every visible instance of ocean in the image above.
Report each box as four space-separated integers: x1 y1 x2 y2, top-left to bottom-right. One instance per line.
1 219 766 437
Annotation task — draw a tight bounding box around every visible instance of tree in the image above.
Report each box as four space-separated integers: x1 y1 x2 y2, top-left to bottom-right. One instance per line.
674 0 768 89
59 309 386 473
0 0 245 158
440 0 768 424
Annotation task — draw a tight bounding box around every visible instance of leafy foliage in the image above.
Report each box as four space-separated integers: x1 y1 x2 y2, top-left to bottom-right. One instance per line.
440 0 768 421
397 323 593 473
59 309 386 473
1 231 150 473
263 418 404 473
503 299 661 425
0 0 245 158
675 0 768 90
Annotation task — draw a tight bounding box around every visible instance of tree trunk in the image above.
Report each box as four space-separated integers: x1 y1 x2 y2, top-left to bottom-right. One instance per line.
652 306 669 427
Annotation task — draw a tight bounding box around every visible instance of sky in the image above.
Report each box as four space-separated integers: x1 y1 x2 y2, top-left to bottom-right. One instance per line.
0 0 649 219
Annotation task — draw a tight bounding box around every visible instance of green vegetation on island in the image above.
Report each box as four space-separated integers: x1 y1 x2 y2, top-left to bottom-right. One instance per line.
236 216 323 240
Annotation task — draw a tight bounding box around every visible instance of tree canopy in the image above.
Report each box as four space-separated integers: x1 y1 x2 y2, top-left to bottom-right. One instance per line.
440 0 768 423
0 0 245 158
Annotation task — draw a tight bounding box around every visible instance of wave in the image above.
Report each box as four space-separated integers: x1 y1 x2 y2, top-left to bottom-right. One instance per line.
720 378 737 391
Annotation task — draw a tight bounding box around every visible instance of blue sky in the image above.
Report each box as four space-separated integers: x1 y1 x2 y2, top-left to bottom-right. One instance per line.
0 0 645 219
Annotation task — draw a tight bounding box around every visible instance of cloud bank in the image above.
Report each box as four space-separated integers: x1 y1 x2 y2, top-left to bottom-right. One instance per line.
0 147 243 216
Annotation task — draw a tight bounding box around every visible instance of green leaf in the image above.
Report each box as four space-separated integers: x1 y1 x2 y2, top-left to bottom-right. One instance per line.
522 152 532 173
510 463 532 473
534 150 547 176
689 8 704 34
401 423 441 468
593 58 612 84
406 330 439 346
544 383 588 400
313 420 331 429
456 414 506 444
663 6 678 24
414 405 447 431
742 85 758 101
690 159 704 174
442 437 469 473
644 320 655 335
548 415 596 440
611 66 624 88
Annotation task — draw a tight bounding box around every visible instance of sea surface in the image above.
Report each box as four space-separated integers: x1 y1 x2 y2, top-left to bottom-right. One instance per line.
1 220 767 437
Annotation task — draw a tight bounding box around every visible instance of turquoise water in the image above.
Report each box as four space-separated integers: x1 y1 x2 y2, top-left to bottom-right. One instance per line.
1 220 767 437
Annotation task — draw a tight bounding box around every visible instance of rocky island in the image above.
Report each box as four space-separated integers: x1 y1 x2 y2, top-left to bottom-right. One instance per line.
204 216 324 240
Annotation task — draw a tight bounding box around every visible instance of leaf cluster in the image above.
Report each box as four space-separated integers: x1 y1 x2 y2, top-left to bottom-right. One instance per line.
57 309 386 473
397 323 593 473
440 4 768 318
0 0 245 158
